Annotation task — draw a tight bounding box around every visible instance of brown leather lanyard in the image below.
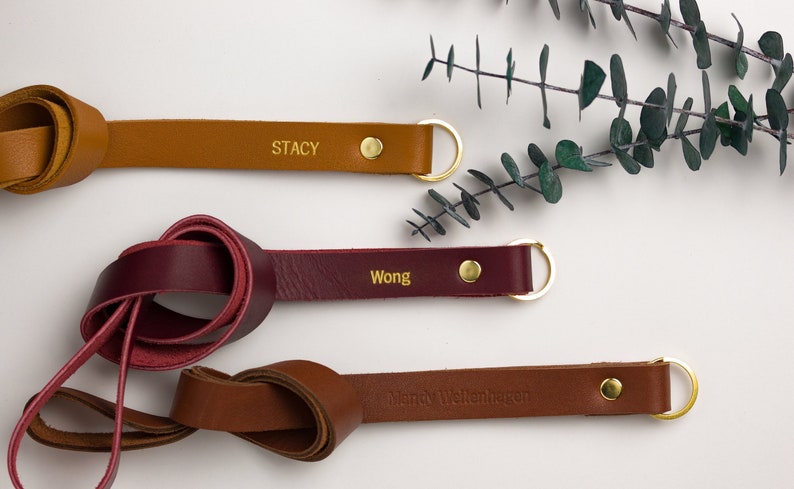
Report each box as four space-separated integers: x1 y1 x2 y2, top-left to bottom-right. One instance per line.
8 214 552 488
0 85 462 194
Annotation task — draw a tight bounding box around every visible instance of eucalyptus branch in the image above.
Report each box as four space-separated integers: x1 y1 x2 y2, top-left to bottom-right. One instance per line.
410 0 794 240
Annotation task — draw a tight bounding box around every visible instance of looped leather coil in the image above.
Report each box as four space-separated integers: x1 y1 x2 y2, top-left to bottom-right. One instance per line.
0 85 108 193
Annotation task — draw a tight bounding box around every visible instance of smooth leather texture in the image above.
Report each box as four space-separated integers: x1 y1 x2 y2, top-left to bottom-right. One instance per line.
0 85 434 193
23 359 671 467
8 214 533 489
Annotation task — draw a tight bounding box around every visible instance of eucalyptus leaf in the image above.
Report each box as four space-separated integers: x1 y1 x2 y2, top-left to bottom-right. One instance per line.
454 183 481 220
779 135 788 175
610 117 633 147
732 14 748 79
430 35 436 59
468 169 514 210
714 102 732 145
428 188 452 207
640 87 667 142
476 36 482 109
659 0 677 47
539 44 549 83
699 111 718 160
610 0 637 40
728 85 749 114
539 44 551 128
744 95 754 143
766 88 789 132
614 147 641 174
501 152 527 188
730 111 749 155
528 143 549 168
422 59 434 81
679 0 701 26
633 130 655 168
548 0 561 20
446 45 455 81
539 162 563 203
702 70 711 113
580 0 596 29
681 135 702 171
578 60 606 112
675 97 694 136
665 73 677 125
610 54 627 106
406 220 431 242
555 140 592 172
772 53 793 92
693 21 712 69
506 48 515 101
758 31 784 62
412 208 446 235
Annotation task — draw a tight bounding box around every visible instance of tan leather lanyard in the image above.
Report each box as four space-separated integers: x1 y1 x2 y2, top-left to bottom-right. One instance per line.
0 85 462 194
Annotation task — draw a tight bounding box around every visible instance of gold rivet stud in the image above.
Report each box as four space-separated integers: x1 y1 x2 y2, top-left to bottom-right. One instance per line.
360 137 383 159
458 260 482 283
600 378 623 401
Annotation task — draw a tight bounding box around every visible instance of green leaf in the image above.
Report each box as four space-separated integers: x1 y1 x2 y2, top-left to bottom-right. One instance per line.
407 220 431 242
476 36 482 109
666 73 677 125
680 0 701 26
548 0 561 20
693 21 712 69
779 136 788 175
744 95 754 143
610 54 627 106
681 135 702 171
580 0 596 29
766 88 789 132
675 97 694 136
430 35 436 59
758 31 784 61
633 130 655 168
555 140 592 172
501 152 527 188
728 85 749 114
732 14 748 79
528 143 549 168
610 117 633 146
428 189 469 228
506 48 515 102
540 45 551 128
614 147 641 174
468 169 514 210
539 162 562 203
453 183 481 220
714 102 732 145
640 87 667 142
702 70 711 113
772 53 793 92
730 111 749 155
610 0 637 40
446 45 455 81
699 111 718 160
659 0 677 47
422 59 434 81
578 60 606 113
412 208 446 235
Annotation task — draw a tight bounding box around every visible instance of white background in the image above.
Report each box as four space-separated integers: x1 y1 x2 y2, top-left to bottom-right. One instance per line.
2 1 793 487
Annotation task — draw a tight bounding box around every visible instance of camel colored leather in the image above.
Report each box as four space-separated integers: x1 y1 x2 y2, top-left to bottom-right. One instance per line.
0 85 433 193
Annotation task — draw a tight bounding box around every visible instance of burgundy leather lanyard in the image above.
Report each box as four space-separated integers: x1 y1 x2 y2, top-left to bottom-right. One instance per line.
8 214 537 488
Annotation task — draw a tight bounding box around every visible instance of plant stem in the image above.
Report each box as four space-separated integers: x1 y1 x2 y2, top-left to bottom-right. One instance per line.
592 0 775 66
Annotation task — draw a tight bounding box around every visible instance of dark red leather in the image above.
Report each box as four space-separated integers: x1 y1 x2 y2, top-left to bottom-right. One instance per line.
7 214 533 488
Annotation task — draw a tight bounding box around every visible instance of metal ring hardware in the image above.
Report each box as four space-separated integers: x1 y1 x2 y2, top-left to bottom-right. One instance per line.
650 357 699 420
413 119 463 182
506 239 556 301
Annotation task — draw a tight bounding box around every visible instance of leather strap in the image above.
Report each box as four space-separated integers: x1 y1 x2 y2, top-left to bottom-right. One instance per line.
7 214 533 488
21 360 670 476
0 85 435 193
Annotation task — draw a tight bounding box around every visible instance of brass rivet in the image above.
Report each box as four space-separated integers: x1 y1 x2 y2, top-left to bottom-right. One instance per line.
600 378 623 401
458 260 482 283
360 137 383 159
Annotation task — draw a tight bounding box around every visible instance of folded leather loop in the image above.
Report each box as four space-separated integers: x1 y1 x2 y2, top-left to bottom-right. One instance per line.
8 214 533 488
0 85 435 193
24 360 671 471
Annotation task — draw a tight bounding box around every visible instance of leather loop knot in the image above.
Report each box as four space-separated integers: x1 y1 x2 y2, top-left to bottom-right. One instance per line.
171 361 363 461
82 214 276 370
0 85 108 193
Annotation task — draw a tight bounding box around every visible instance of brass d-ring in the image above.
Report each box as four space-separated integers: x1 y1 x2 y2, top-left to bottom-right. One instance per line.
413 119 463 182
650 357 699 420
507 239 555 301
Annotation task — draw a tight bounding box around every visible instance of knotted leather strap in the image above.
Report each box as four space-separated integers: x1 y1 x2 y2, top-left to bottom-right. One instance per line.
23 360 671 472
8 214 533 488
0 85 435 194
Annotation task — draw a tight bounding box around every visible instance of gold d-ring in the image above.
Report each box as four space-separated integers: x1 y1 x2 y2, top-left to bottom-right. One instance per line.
650 357 699 420
413 119 463 182
507 239 556 301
